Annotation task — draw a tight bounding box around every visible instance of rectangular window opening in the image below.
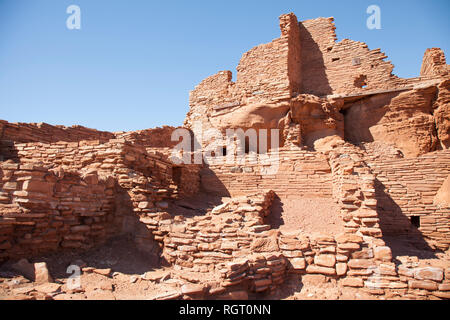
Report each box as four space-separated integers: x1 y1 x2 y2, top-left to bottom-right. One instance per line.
410 216 420 228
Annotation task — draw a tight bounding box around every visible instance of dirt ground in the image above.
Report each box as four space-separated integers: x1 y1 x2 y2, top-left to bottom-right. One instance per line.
268 197 345 235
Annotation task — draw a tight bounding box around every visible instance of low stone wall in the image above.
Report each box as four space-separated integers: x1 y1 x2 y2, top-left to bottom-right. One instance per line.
0 163 118 260
0 138 200 261
0 120 114 144
135 190 450 299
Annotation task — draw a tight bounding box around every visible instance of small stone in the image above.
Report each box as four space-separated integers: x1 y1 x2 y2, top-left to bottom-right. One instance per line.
181 284 205 295
374 246 392 262
414 267 444 282
342 277 364 288
34 262 53 284
93 268 112 277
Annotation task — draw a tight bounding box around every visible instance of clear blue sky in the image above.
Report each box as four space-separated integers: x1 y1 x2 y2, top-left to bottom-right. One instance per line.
0 0 449 132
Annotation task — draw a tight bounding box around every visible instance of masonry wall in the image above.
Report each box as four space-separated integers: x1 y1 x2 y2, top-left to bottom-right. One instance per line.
0 137 201 261
201 149 333 198
366 149 450 250
421 48 449 77
0 162 119 260
185 14 301 130
0 121 114 144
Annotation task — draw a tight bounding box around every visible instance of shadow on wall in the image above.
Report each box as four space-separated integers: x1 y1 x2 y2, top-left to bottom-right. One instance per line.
199 167 231 197
0 174 162 279
266 194 285 229
341 92 399 144
374 178 437 260
0 140 19 163
298 23 332 96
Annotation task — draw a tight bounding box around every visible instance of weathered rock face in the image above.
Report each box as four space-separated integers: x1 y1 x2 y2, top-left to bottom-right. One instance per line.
421 48 449 77
434 175 450 207
287 94 344 148
434 79 450 149
343 86 440 158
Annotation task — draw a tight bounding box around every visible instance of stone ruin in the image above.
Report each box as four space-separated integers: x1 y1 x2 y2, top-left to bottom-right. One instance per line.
0 13 449 300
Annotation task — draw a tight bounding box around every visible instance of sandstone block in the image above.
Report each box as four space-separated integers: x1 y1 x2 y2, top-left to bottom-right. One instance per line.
414 267 444 282
336 263 348 276
34 262 53 284
348 259 375 269
342 277 364 288
306 265 336 276
409 280 438 291
181 284 205 295
374 246 392 262
290 258 306 270
314 254 336 268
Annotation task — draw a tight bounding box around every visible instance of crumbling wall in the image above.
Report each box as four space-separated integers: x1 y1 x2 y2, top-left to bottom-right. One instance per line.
0 121 114 144
0 137 201 261
185 13 301 132
0 162 118 260
137 190 450 300
421 48 449 77
299 17 400 96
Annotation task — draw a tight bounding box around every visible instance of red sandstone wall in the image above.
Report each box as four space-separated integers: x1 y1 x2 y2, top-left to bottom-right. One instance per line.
342 87 439 158
115 126 179 148
185 13 301 130
367 150 450 249
0 163 119 260
421 48 449 77
0 121 114 144
202 149 333 198
299 17 400 96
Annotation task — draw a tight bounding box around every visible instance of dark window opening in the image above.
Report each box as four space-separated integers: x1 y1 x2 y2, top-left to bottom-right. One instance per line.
245 136 250 154
332 57 340 62
222 146 227 156
172 167 182 185
411 216 420 228
354 75 368 89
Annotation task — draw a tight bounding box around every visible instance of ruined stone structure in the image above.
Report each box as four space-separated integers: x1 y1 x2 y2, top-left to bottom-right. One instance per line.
0 13 449 300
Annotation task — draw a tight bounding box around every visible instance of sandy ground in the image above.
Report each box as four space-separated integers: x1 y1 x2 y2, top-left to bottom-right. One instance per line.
268 197 344 235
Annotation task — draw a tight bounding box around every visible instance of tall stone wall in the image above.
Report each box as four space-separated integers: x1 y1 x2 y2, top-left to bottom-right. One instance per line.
0 137 202 261
185 13 301 132
366 149 450 250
